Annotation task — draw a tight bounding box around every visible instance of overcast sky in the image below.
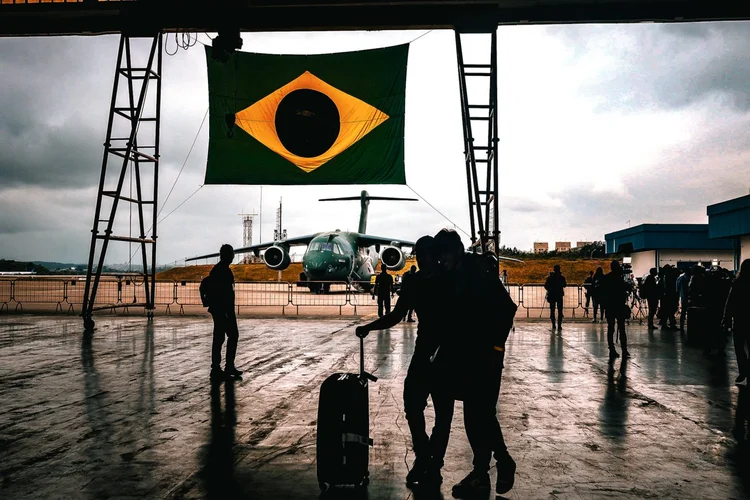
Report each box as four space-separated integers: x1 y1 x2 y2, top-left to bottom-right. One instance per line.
1 22 750 265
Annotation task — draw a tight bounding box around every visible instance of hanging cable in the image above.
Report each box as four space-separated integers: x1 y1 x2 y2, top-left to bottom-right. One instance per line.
408 30 434 44
406 184 472 239
165 31 200 56
158 108 208 217
158 185 205 225
127 105 208 263
128 184 205 263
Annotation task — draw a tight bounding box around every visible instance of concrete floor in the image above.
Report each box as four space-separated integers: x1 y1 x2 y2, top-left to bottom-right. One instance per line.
0 316 748 500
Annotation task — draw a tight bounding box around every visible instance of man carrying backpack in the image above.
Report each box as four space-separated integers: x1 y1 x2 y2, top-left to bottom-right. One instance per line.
204 244 243 382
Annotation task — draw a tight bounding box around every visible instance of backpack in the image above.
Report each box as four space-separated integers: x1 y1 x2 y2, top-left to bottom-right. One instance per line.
199 275 213 308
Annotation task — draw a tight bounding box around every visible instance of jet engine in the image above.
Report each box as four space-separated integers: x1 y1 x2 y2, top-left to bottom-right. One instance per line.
380 246 406 271
263 245 291 270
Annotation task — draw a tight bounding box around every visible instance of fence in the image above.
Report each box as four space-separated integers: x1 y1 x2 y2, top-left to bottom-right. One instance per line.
0 277 651 320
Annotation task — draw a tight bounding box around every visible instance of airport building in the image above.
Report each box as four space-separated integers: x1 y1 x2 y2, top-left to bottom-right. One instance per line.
555 241 571 252
605 224 734 278
607 194 750 277
533 242 549 254
707 193 750 269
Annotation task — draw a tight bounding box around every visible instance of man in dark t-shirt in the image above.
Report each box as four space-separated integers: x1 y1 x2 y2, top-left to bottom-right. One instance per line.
374 263 394 317
357 236 453 488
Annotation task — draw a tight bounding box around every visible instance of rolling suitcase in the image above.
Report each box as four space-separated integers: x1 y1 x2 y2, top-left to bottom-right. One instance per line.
316 336 377 492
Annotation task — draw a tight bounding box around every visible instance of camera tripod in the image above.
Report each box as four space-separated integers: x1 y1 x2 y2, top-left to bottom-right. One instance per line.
626 291 646 325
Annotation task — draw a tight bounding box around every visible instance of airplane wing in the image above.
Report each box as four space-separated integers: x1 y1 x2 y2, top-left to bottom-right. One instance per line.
497 255 525 263
356 234 525 263
356 235 416 248
186 234 318 262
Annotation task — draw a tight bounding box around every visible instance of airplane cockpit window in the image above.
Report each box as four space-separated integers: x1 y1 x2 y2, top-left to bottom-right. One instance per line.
309 241 342 253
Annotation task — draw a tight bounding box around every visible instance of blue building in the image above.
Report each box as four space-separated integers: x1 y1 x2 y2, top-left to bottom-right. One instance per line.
605 224 734 278
707 194 750 270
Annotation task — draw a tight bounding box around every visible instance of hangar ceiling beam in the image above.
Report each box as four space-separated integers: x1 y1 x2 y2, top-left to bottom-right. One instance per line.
1 1 750 37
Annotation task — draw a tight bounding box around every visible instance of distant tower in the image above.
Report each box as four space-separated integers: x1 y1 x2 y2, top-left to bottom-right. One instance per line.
238 211 257 263
274 198 286 242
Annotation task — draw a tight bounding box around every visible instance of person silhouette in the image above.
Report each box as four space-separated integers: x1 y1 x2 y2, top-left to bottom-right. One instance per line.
544 265 567 330
208 244 242 382
602 260 630 359
430 229 518 498
583 270 594 316
591 267 606 323
374 263 394 318
356 236 454 488
401 265 418 322
723 258 750 386
641 268 660 329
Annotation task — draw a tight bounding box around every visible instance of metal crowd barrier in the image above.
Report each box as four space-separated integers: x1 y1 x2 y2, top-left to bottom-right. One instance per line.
0 278 650 319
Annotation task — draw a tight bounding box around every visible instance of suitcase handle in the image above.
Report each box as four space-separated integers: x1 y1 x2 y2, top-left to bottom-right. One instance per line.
360 336 378 382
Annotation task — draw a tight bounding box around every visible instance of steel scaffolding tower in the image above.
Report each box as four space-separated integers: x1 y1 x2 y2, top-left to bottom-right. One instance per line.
455 30 500 254
81 34 162 331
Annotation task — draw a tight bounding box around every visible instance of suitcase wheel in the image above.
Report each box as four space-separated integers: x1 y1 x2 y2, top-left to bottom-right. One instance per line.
359 477 370 488
319 482 330 492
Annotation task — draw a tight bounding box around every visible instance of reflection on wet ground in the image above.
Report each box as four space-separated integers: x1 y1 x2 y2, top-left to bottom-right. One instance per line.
0 316 748 499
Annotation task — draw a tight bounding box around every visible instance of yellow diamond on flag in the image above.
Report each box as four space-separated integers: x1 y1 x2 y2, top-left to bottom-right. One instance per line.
234 71 390 173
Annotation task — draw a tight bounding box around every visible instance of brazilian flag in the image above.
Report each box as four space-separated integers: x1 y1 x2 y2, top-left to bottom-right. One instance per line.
204 44 408 185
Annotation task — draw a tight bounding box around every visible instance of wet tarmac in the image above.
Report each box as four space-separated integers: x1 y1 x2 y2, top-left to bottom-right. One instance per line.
0 316 748 499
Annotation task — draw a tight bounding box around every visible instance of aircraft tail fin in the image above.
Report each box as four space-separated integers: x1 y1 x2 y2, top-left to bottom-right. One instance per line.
319 190 417 234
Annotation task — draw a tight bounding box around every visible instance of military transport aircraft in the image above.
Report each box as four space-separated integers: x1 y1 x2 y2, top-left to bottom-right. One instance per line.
187 190 419 293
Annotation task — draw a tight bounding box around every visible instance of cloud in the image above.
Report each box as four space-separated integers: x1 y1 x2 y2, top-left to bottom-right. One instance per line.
544 22 750 113
2 25 750 263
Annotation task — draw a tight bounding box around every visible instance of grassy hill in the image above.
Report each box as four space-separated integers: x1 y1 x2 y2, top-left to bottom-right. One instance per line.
157 258 611 284
499 259 611 283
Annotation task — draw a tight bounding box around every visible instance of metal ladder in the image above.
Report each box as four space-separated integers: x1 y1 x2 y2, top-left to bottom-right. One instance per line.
82 34 162 330
455 30 500 254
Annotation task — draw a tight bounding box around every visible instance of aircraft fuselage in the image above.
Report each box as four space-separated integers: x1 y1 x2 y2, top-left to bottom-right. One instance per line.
301 231 378 286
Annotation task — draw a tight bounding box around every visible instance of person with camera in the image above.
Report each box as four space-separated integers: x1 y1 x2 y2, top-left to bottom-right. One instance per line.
601 260 631 359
